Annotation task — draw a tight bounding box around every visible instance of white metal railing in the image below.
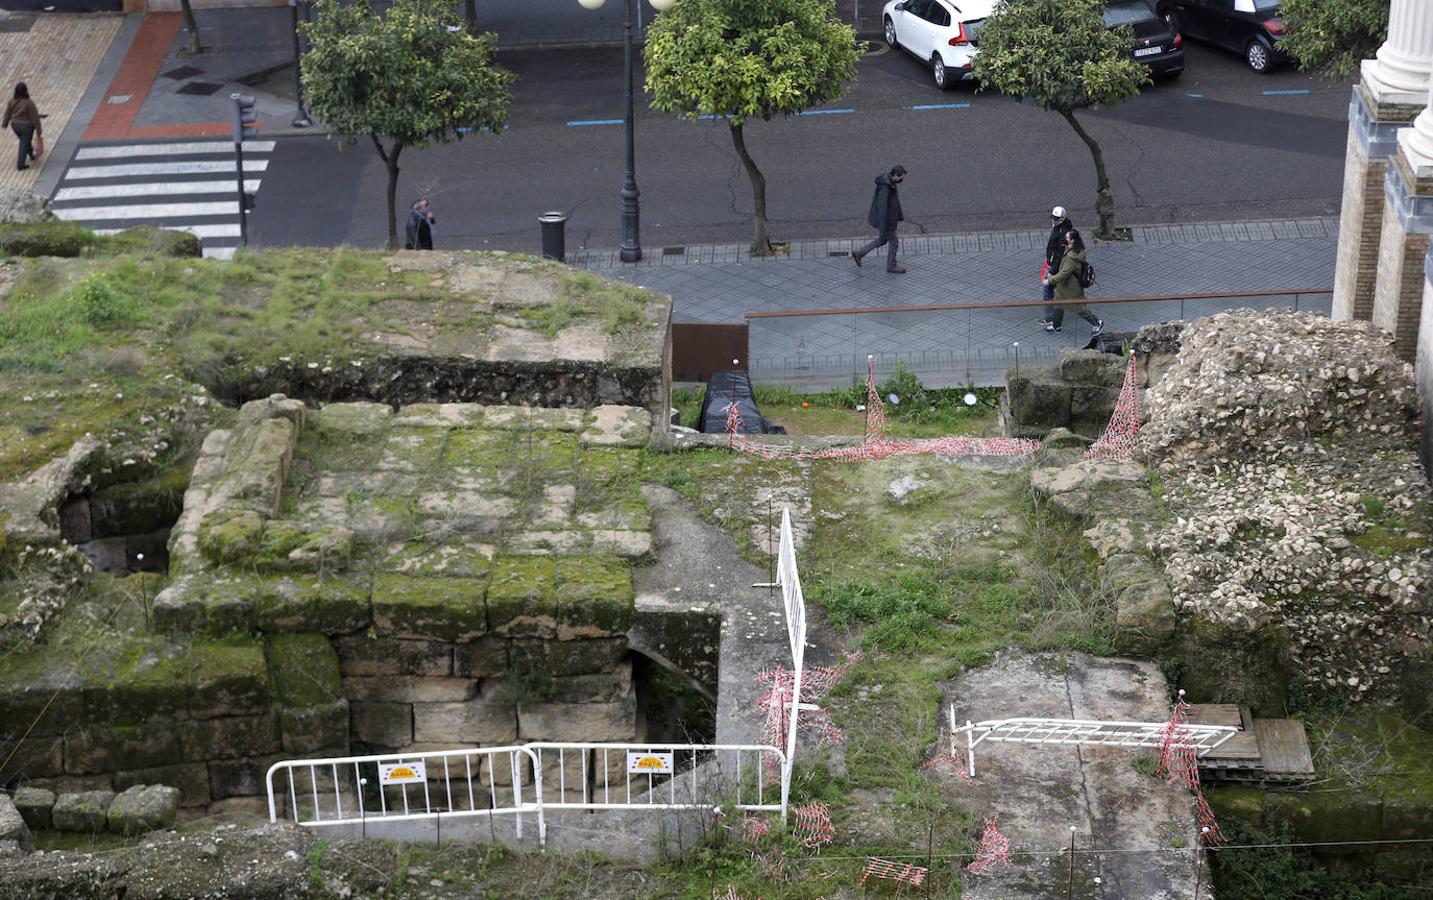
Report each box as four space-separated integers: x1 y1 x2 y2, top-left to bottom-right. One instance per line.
266 745 542 838
775 507 807 821
266 742 786 847
947 708 1241 777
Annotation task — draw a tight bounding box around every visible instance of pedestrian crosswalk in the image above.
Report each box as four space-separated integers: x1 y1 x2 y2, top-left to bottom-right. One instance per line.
51 139 276 260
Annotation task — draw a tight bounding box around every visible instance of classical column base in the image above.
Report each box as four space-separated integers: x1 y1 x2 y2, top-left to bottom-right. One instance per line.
1373 157 1433 362
1334 85 1428 322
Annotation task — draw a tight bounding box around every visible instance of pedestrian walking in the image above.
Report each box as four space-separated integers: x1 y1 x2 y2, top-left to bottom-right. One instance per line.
404 198 436 250
1043 229 1103 335
1040 205 1073 325
3 83 42 172
852 165 907 273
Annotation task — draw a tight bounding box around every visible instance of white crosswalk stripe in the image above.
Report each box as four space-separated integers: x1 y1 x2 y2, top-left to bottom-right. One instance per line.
52 138 273 260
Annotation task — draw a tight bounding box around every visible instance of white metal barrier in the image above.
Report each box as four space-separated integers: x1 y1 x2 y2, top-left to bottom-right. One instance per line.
266 745 542 838
947 708 1240 777
266 742 786 847
775 507 808 819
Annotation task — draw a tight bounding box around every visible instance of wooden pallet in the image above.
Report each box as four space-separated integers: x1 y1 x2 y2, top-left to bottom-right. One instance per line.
1188 704 1314 784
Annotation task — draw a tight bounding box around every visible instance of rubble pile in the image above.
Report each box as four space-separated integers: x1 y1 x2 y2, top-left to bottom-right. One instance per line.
1141 311 1432 698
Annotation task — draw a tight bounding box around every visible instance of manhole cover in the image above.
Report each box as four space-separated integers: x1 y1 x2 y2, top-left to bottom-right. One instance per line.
177 81 225 97
662 246 686 256
161 65 205 80
0 16 35 33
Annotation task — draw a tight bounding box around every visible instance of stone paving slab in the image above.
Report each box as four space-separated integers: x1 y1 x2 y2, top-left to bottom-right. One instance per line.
0 11 122 193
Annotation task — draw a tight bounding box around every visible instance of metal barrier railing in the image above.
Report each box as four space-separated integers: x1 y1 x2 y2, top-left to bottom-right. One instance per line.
267 741 788 846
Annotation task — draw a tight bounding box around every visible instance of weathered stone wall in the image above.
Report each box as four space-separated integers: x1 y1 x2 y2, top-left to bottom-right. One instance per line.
1002 350 1128 440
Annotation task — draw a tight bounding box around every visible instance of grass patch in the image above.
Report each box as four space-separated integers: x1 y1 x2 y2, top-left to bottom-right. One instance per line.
519 270 649 337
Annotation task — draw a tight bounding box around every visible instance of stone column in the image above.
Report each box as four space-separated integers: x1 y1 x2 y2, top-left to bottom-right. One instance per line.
1416 251 1433 473
1332 0 1433 322
1375 53 1433 363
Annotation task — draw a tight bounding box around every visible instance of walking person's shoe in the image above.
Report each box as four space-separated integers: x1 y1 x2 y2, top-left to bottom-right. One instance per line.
887 265 907 274
1091 319 1104 336
1038 318 1052 326
852 250 863 267
1044 323 1061 333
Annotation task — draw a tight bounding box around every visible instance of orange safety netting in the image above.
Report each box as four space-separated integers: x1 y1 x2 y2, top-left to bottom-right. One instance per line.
792 801 835 849
726 359 1040 461
1156 691 1223 845
861 857 929 887
922 754 974 784
966 814 1013 874
1085 352 1140 460
742 814 771 841
755 653 861 784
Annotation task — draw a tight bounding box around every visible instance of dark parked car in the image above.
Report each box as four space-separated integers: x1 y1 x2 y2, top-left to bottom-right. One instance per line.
1106 0 1184 79
1159 0 1287 73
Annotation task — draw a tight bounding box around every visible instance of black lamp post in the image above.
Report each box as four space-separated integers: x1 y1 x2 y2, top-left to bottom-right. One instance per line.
290 0 312 128
579 0 674 263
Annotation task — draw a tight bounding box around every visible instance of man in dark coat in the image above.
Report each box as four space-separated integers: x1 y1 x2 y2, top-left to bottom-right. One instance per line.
405 198 436 250
1041 205 1073 324
852 165 907 273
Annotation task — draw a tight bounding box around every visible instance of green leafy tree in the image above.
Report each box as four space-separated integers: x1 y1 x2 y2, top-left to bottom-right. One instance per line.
645 0 861 256
971 0 1147 239
301 0 514 249
1280 0 1388 78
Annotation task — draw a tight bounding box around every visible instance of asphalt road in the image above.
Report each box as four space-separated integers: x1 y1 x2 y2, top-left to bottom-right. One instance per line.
253 40 1351 254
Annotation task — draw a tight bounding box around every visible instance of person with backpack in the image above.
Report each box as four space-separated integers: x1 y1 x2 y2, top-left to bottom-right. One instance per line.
1043 229 1103 335
1040 205 1073 326
852 165 907 273
404 198 436 250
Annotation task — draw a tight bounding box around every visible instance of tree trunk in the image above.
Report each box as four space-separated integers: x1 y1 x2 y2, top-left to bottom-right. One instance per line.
373 136 405 250
1060 109 1117 239
180 0 203 56
464 0 478 35
729 123 773 256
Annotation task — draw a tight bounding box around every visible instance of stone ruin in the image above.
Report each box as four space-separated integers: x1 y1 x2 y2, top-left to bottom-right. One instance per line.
0 251 681 826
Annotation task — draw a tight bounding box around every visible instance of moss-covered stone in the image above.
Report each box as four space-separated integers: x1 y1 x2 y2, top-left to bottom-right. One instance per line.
512 637 628 677
383 539 493 578
187 642 271 719
85 643 191 725
177 713 281 760
107 784 181 835
0 221 98 257
104 226 202 258
225 416 298 513
487 556 557 639
334 635 452 677
113 763 210 808
1206 786 1265 827
198 508 265 564
63 723 183 774
279 700 349 755
266 633 344 708
555 556 634 639
443 429 515 473
51 790 114 832
313 402 393 437
253 519 355 573
453 636 509 678
252 575 371 634
371 573 487 642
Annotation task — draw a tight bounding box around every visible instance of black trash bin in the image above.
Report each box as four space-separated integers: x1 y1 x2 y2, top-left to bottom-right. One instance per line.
539 211 568 262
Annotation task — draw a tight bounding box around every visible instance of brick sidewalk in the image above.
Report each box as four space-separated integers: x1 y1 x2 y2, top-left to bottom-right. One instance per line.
0 12 122 193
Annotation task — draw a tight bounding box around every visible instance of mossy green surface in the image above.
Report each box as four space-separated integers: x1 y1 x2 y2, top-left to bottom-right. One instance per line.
253 575 371 634
554 556 634 636
198 509 265 564
487 556 558 638
266 633 344 708
371 572 487 642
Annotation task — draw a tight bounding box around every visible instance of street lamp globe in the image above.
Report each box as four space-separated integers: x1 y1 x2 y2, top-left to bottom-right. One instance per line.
578 0 605 8
649 0 675 9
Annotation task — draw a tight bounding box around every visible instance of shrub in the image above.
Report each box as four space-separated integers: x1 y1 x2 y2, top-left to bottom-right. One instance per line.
0 221 98 258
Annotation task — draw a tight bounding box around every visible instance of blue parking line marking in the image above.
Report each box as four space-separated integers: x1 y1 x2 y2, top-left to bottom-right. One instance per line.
796 108 855 116
455 126 494 133
567 118 623 127
1262 89 1310 95
909 103 971 110
1185 93 1204 98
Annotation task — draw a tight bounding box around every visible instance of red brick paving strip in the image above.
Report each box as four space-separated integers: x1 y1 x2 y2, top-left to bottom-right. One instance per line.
83 13 182 142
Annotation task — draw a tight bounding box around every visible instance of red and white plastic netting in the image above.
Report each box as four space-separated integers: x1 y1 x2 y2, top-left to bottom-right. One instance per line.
966 814 1013 874
922 754 974 784
755 653 861 784
726 359 1039 461
1156 691 1223 845
1085 352 1139 460
742 814 771 842
792 801 835 849
861 858 929 887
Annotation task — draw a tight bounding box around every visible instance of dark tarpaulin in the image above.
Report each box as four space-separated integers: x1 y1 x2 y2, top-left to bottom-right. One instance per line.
698 370 785 435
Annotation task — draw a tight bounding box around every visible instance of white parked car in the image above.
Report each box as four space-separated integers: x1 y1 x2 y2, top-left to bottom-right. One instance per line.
883 0 996 91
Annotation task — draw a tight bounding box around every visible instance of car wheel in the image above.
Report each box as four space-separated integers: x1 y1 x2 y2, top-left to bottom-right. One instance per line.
933 54 953 91
1246 39 1272 73
884 16 897 48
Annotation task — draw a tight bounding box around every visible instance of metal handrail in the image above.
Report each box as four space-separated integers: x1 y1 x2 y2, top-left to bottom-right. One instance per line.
741 286 1334 319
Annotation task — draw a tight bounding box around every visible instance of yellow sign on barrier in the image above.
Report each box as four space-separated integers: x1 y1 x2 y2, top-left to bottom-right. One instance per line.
379 762 427 785
627 752 674 775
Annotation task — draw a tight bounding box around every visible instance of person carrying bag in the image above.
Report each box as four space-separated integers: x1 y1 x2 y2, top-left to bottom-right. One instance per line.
2 83 43 171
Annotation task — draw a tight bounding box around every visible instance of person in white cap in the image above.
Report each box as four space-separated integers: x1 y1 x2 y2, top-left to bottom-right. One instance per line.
1041 205 1073 325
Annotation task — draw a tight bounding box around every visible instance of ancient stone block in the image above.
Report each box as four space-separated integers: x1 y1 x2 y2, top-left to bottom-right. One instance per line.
113 764 210 808
198 508 265 564
345 677 478 704
555 557 634 640
1058 350 1124 387
372 573 488 642
255 576 372 633
412 696 517 746
537 747 593 805
52 790 115 832
350 702 413 748
1006 368 1071 428
189 643 270 719
581 406 652 447
0 794 33 852
107 784 180 835
546 664 633 704
517 696 637 742
64 724 183 775
280 701 350 755
266 633 344 708
487 557 558 639
453 637 509 679
511 637 629 677
334 636 452 677
0 734 67 780
82 644 191 725
314 402 393 436
393 402 486 428
206 755 283 800
383 539 494 578
253 520 355 574
12 787 54 831
178 713 282 761
1069 385 1122 428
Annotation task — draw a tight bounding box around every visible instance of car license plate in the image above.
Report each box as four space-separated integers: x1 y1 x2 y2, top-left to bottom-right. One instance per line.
1134 46 1162 57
